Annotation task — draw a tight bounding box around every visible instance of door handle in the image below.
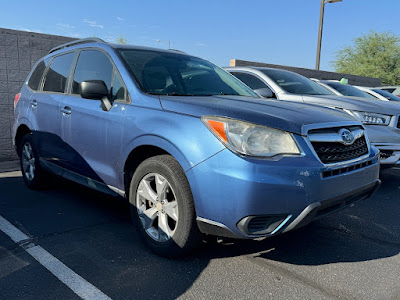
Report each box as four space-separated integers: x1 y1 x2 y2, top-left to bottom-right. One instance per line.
30 99 38 108
61 106 72 116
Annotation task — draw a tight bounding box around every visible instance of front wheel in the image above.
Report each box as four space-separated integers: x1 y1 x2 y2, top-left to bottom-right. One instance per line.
19 134 49 189
129 155 202 257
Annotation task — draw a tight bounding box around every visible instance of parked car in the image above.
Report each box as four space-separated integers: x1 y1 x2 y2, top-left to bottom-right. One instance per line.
13 39 380 257
226 67 400 167
312 80 400 103
356 86 400 102
377 86 400 97
311 79 376 100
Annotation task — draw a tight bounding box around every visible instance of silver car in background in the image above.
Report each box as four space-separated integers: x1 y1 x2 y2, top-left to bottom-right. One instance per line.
225 66 400 167
311 79 376 99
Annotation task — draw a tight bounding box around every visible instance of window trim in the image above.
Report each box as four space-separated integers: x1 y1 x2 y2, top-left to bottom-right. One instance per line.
68 47 130 104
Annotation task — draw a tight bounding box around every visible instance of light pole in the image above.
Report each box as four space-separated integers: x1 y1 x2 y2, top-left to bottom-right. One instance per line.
315 0 342 70
156 39 171 49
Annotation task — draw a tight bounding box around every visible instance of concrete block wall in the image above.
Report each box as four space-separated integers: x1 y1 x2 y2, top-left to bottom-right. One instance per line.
0 28 74 161
230 59 382 87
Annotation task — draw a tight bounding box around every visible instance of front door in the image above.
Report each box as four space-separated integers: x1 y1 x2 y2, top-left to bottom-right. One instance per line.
60 49 127 188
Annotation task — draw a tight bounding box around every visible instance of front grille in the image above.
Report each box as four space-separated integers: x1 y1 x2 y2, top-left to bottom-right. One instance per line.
322 159 375 178
311 136 368 164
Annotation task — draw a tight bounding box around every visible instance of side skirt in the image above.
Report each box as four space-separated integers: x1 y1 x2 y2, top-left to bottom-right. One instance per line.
40 159 126 198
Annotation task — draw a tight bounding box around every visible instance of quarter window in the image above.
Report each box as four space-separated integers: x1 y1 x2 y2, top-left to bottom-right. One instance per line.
43 53 74 93
27 58 50 91
72 50 113 96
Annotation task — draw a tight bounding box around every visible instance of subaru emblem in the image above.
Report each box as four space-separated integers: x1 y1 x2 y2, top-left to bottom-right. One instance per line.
339 128 354 145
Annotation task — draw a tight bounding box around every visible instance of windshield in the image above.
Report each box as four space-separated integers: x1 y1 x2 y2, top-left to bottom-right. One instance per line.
118 49 258 97
259 69 333 95
372 89 400 101
324 82 376 99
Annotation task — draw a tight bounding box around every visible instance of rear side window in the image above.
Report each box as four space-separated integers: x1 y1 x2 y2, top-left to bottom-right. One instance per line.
27 59 50 91
43 52 75 93
72 50 113 95
231 72 267 90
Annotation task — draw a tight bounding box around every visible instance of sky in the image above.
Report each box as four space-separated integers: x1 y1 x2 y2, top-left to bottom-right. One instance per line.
1 0 399 71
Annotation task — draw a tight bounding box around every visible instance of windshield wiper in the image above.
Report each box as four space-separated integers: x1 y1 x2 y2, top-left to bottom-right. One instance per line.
165 92 197 96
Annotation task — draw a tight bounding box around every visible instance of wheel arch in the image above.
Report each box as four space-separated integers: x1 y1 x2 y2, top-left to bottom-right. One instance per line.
15 124 32 156
122 135 193 195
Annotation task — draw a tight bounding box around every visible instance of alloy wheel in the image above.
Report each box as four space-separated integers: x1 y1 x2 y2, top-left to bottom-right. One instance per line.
21 142 35 181
136 173 179 242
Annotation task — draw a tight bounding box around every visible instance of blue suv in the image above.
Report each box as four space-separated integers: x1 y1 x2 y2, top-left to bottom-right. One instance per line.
13 38 380 257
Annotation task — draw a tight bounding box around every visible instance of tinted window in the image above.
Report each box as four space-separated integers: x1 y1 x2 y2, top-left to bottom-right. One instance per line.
112 71 126 101
72 50 113 95
372 89 400 101
325 82 375 99
27 59 50 90
118 49 258 97
43 53 74 93
231 73 267 90
260 69 333 95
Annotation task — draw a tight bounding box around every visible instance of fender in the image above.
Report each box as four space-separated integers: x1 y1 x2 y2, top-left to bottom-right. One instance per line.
121 134 194 173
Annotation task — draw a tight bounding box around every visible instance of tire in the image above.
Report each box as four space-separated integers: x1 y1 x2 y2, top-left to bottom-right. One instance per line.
19 134 49 189
129 155 202 257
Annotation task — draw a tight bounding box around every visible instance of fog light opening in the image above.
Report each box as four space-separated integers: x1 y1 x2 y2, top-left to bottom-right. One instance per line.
237 215 291 236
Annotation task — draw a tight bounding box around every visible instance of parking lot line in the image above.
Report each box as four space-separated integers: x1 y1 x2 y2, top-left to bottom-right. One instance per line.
0 214 112 300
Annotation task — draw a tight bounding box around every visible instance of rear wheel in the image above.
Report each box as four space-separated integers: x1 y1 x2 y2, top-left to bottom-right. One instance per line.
129 155 202 257
19 134 49 189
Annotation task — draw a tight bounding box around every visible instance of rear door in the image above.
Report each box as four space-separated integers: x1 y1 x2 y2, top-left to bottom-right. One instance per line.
31 52 75 163
60 49 127 187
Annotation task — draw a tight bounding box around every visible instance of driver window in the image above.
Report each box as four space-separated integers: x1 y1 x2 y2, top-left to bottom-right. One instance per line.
112 71 126 101
72 50 113 96
232 72 268 90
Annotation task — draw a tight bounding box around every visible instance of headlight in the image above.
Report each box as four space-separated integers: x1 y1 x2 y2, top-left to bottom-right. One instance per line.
202 116 301 157
344 110 391 125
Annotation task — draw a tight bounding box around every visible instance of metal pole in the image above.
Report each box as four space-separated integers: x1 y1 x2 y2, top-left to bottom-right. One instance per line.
168 40 170 49
315 0 325 70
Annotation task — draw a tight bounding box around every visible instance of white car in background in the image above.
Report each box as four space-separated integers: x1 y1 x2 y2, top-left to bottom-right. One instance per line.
356 86 400 102
377 86 400 98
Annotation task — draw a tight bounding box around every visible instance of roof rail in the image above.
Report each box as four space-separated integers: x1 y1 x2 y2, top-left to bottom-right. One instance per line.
49 38 106 54
169 49 186 53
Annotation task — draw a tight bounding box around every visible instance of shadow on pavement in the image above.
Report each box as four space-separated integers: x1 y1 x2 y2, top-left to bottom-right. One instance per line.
0 169 399 299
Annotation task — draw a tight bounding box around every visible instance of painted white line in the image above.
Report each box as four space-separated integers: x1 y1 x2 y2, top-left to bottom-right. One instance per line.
0 214 112 300
26 246 111 300
0 215 29 243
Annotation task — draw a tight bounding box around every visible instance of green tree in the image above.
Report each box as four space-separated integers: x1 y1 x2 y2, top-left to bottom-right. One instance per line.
333 31 400 85
116 34 127 45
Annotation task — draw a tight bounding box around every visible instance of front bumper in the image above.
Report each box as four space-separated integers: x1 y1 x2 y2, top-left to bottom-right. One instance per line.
371 143 400 166
187 145 380 239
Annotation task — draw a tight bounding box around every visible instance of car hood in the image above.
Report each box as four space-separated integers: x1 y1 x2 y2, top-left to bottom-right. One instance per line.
159 95 359 135
302 94 400 115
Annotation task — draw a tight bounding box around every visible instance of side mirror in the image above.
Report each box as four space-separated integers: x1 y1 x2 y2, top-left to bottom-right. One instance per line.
254 88 275 98
80 80 112 111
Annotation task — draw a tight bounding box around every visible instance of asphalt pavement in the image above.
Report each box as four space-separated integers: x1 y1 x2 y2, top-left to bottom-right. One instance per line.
0 160 399 300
